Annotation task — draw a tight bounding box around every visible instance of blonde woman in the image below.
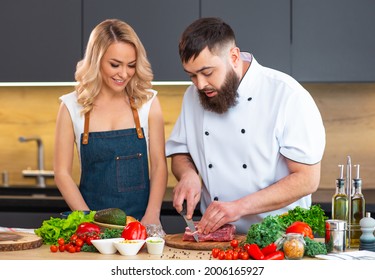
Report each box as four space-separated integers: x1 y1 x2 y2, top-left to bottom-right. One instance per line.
54 19 167 225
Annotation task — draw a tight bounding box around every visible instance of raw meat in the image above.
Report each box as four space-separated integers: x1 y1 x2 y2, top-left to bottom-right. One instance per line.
182 223 236 242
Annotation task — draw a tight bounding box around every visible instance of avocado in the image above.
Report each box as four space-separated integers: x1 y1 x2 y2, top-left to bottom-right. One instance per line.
94 208 127 225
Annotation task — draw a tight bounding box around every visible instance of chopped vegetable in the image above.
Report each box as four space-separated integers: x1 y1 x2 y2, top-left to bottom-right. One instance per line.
34 210 96 245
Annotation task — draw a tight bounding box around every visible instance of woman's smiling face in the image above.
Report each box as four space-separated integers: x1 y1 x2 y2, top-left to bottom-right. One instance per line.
100 42 137 93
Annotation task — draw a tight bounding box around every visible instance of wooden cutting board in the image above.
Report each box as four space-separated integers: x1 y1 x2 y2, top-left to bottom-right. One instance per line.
165 233 246 251
0 232 43 251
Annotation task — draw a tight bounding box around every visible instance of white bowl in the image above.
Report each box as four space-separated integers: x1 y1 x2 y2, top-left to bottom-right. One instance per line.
146 237 165 255
91 238 124 255
113 239 145 256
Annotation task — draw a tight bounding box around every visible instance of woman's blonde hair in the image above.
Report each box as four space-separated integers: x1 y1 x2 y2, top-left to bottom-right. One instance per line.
75 19 153 114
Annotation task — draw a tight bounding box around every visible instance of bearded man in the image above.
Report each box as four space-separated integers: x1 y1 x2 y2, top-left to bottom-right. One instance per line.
166 17 326 234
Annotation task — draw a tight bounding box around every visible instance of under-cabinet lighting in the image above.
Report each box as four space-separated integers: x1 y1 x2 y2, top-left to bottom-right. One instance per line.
0 81 192 87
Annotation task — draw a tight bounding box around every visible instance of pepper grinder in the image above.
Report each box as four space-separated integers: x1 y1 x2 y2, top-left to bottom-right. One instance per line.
359 212 375 252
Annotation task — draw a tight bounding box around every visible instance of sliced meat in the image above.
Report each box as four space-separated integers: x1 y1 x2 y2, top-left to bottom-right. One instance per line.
182 223 236 242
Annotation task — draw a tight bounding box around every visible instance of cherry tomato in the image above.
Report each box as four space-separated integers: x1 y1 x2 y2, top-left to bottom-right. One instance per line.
218 250 226 260
57 238 65 246
241 251 250 260
225 251 233 260
68 246 76 253
230 239 239 248
75 238 84 248
58 245 65 252
211 248 220 258
75 246 81 252
50 245 58 253
232 251 239 260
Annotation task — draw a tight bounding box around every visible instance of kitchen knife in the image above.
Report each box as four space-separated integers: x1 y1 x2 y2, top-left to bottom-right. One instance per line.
179 201 199 242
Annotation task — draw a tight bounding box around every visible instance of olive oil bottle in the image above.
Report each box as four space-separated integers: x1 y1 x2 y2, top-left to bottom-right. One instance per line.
332 165 348 221
350 165 365 247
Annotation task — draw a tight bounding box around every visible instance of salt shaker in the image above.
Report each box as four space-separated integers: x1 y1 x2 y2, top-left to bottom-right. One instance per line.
359 212 375 252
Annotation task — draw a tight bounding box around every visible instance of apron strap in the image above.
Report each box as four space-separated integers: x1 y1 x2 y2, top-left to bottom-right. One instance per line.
82 112 90 145
130 98 144 139
81 97 144 145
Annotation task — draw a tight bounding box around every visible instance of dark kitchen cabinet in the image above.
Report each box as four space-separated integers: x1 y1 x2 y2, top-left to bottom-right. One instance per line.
83 0 200 81
292 0 375 82
0 0 81 82
201 0 291 75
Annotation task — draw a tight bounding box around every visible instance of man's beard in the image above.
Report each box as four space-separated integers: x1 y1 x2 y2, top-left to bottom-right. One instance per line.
198 69 240 114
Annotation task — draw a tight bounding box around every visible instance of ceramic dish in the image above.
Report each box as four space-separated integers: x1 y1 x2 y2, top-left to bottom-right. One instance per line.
91 238 124 255
113 239 145 256
146 237 165 255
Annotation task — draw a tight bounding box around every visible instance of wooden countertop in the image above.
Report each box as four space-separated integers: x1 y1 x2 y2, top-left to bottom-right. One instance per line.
0 244 214 260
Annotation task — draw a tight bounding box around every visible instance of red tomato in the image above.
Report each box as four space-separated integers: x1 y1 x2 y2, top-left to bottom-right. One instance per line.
75 238 84 248
241 251 250 260
50 245 58 253
232 251 239 260
57 238 65 246
286 221 314 239
211 248 220 258
225 251 233 260
218 250 226 260
58 245 65 252
75 246 81 252
230 239 239 248
68 246 76 253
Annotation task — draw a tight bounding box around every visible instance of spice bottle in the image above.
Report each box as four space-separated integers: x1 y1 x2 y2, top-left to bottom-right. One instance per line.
332 165 348 221
282 233 305 260
350 164 366 248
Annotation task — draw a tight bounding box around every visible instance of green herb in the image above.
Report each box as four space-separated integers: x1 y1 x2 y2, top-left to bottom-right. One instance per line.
278 205 328 236
100 228 123 239
246 215 286 248
34 210 96 245
81 243 98 252
303 237 327 256
245 205 328 248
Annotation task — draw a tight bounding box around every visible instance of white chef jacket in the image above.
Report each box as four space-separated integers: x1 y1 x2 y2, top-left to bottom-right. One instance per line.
166 53 326 233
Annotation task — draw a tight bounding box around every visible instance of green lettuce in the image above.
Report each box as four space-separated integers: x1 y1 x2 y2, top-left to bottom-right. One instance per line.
34 210 95 245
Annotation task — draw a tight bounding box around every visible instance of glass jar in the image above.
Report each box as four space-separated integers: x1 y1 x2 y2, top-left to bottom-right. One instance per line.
282 233 305 260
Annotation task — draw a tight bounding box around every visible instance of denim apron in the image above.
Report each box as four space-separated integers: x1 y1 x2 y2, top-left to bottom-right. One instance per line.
79 102 149 220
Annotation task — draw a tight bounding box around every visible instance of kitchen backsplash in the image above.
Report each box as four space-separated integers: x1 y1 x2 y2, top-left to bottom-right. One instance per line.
0 83 374 190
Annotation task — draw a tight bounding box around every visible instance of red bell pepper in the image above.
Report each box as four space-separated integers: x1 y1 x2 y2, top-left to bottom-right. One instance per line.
75 222 101 235
247 244 265 260
121 221 147 240
261 242 277 256
264 251 285 260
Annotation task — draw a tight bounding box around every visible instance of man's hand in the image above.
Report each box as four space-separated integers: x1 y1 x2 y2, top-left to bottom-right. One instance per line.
197 200 241 234
171 154 201 219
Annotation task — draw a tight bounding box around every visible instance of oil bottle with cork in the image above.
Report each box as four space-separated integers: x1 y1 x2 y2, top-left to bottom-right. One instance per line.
349 164 366 247
331 164 348 221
